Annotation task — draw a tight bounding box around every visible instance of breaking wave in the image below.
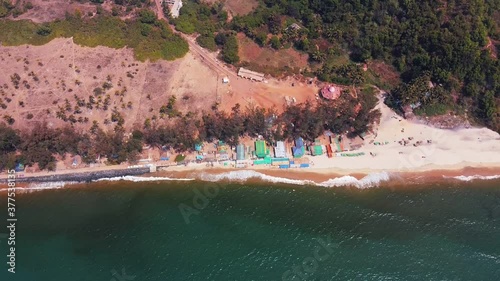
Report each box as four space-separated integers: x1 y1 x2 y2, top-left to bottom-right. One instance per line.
94 176 195 182
0 176 194 192
448 175 500 182
200 170 318 186
200 170 391 189
0 181 77 193
319 172 392 188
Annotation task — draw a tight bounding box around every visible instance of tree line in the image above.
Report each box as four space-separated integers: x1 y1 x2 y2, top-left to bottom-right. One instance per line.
0 93 379 171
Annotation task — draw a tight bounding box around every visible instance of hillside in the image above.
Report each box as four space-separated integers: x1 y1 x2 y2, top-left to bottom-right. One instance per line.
179 0 500 132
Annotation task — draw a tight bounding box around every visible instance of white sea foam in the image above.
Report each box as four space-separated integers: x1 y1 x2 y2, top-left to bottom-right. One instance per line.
199 170 391 188
0 181 77 193
0 176 194 192
94 175 195 182
448 175 500 182
319 172 391 189
200 170 317 186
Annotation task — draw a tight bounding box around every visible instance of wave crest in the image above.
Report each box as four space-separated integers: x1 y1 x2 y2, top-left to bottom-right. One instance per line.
449 175 500 182
319 172 391 188
0 181 77 193
200 170 391 188
200 170 317 186
94 176 194 182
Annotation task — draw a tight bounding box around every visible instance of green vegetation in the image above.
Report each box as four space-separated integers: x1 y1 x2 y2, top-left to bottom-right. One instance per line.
0 0 19 18
172 1 238 62
414 104 450 117
172 1 227 35
174 154 186 162
0 122 143 170
317 63 365 86
218 32 240 64
175 0 500 131
0 10 188 61
196 35 217 51
0 91 379 171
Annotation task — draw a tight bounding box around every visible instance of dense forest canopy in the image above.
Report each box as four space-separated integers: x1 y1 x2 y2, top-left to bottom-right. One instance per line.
177 0 499 131
253 0 500 131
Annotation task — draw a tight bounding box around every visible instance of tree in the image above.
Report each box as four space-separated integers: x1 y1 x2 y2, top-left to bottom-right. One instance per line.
221 34 239 64
36 25 52 36
255 32 267 47
138 9 156 24
196 35 217 51
0 123 20 153
270 36 280 49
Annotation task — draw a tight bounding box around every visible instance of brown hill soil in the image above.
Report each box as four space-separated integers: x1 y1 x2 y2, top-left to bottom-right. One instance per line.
237 33 309 77
0 37 319 132
0 38 218 131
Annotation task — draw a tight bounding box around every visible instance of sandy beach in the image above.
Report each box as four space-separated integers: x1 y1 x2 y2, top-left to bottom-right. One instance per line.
1 97 499 186
156 98 500 180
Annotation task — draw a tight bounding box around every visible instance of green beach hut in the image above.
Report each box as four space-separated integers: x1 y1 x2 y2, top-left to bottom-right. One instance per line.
255 140 269 158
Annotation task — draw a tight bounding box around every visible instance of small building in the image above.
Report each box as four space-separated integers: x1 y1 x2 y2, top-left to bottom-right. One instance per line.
287 23 302 31
274 141 287 158
218 141 229 153
326 144 333 158
320 85 341 100
163 0 183 18
254 155 272 165
236 144 246 160
238 68 265 82
222 77 229 84
255 140 269 158
311 144 323 156
292 137 305 158
309 139 323 156
14 163 25 172
195 143 203 152
332 135 344 152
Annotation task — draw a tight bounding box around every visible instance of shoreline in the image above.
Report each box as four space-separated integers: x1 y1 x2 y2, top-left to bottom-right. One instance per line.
0 163 499 191
1 96 499 188
157 164 500 185
0 167 150 184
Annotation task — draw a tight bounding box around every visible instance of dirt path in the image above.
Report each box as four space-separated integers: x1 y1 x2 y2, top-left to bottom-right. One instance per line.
154 0 166 20
153 2 235 78
152 3 317 112
484 37 497 59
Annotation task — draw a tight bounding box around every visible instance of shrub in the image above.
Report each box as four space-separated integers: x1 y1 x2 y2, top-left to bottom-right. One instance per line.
196 35 217 51
36 25 52 36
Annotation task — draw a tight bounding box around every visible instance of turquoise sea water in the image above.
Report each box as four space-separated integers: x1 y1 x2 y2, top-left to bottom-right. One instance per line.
1 179 500 281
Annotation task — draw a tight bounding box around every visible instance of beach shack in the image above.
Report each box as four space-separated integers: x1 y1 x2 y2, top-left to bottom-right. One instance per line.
292 137 305 158
14 163 25 172
255 140 269 158
218 141 228 153
236 144 246 160
331 135 344 152
195 143 203 152
254 155 272 165
311 140 323 156
326 144 333 158
274 141 287 158
219 153 229 161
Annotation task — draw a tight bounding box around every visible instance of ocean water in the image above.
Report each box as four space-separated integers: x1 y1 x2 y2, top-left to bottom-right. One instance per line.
1 176 500 281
